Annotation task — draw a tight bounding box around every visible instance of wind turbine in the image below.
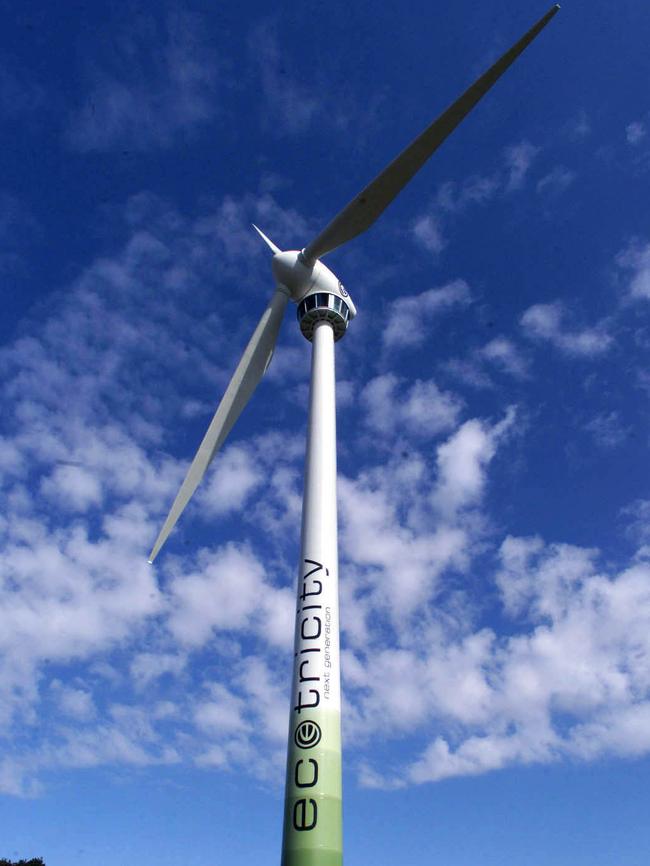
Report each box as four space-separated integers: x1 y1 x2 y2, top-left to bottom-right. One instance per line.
148 6 559 865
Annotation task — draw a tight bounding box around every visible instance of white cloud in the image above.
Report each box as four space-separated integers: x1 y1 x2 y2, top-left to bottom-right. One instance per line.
565 109 591 140
198 444 264 517
520 302 613 356
361 374 463 439
411 214 446 254
616 238 650 300
409 140 539 257
50 681 97 721
167 540 294 650
442 358 494 390
66 11 218 151
382 281 471 349
431 407 516 516
504 141 539 191
195 191 310 273
167 544 267 645
479 337 528 378
46 705 180 771
40 463 103 512
194 683 249 734
0 435 25 476
626 121 646 146
356 534 650 787
410 173 500 255
264 345 311 384
536 166 575 196
337 408 516 624
621 499 650 547
584 411 627 449
435 175 500 213
130 652 187 688
571 702 650 758
248 22 320 136
236 656 288 743
0 523 163 727
336 379 356 409
339 471 468 620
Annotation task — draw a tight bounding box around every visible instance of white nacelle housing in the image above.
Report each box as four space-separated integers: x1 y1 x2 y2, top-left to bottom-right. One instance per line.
271 250 357 319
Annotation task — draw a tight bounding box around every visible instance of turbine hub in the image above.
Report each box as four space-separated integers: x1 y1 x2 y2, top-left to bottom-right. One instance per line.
297 292 352 342
271 251 312 300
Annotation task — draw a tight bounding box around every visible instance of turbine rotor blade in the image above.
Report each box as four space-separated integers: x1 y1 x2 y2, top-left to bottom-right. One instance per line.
252 224 281 254
148 288 290 562
302 4 559 263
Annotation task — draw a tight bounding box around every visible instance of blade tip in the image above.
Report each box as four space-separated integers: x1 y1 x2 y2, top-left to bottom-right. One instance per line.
251 223 280 254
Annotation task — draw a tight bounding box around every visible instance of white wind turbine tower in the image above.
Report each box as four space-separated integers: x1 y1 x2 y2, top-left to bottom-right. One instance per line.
148 6 559 865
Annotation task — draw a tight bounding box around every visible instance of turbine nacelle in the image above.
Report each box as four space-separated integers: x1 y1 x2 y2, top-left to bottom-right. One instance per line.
271 249 357 318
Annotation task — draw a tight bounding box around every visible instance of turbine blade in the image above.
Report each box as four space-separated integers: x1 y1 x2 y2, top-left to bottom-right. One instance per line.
252 224 281 254
302 4 559 263
148 288 290 562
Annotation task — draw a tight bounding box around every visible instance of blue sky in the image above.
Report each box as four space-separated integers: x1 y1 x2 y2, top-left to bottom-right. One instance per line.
2 0 650 863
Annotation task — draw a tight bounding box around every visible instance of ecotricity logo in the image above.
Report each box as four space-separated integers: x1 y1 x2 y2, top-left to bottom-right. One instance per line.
294 720 321 749
290 557 329 833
